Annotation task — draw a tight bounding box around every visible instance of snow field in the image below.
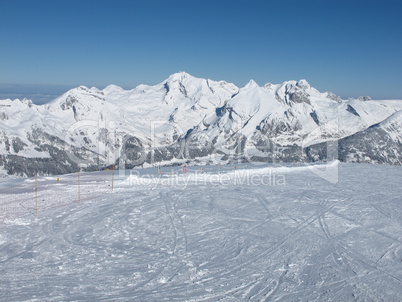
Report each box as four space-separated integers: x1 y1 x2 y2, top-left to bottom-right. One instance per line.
0 162 401 301
0 171 114 223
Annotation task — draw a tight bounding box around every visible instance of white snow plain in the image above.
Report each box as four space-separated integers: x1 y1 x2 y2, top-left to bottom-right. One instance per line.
0 162 401 301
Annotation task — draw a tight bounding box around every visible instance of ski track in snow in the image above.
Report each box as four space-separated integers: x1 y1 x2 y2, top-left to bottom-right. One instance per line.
0 162 402 301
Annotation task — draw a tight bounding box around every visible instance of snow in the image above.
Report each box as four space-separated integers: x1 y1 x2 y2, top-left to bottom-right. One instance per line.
0 162 401 301
1 72 402 170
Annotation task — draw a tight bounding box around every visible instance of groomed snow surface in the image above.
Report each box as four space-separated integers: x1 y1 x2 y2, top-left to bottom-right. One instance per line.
0 162 402 301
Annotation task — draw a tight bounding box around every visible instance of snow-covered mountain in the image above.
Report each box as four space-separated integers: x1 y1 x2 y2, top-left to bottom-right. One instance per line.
1 72 402 176
337 111 402 164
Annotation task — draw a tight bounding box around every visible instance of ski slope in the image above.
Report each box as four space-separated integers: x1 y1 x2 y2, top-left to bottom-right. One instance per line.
0 162 401 301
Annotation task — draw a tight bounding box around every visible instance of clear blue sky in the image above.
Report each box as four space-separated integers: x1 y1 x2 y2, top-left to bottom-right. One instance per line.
1 0 401 103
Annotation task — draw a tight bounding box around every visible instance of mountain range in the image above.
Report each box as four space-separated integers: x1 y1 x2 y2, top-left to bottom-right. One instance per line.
1 72 401 177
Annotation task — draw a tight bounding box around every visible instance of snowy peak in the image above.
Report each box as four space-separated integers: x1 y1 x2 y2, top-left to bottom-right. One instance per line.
296 79 310 90
51 86 104 112
163 72 205 100
161 72 238 109
243 79 260 90
102 84 124 94
166 71 194 82
273 80 315 105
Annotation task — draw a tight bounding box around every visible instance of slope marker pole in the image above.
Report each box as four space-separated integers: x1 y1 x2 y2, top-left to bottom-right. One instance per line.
78 171 81 202
34 176 38 216
111 165 115 193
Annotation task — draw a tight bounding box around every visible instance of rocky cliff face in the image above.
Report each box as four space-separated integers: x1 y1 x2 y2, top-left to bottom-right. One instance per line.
1 72 401 176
